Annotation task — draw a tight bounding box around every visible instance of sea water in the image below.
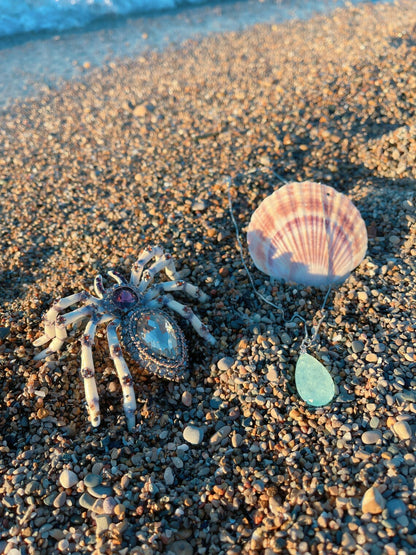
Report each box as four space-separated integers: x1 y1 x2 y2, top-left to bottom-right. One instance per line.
0 0 209 38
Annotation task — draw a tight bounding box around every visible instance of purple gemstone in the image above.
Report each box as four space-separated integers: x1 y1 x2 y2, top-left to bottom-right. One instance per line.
112 287 138 309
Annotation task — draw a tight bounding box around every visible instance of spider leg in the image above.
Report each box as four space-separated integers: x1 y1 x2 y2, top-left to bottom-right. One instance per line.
80 316 102 428
155 251 178 281
130 246 178 287
33 322 69 356
80 313 114 427
130 246 164 285
108 270 128 285
149 296 216 345
137 254 179 294
94 275 106 298
34 292 90 343
34 292 101 344
107 320 136 431
34 305 98 360
143 280 209 303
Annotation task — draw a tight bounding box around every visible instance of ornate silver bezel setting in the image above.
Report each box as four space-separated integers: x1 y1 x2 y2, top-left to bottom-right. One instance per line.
119 308 187 380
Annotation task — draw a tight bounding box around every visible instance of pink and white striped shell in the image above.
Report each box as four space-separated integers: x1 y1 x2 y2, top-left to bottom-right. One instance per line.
247 181 368 287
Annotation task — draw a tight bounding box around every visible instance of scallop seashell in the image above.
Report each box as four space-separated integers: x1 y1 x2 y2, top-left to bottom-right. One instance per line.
247 181 368 287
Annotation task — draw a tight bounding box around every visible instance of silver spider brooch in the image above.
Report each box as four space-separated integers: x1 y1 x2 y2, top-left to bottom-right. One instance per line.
33 246 215 430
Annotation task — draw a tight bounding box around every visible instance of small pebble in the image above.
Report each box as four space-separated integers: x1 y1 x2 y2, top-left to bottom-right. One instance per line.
217 230 230 242
357 291 368 302
169 539 193 555
131 453 142 466
49 529 65 541
92 498 105 514
266 367 279 382
361 486 386 514
172 456 184 469
361 430 382 444
164 467 175 486
365 353 378 363
392 421 412 441
0 327 10 339
397 514 409 527
183 425 204 445
181 391 193 407
59 469 78 489
95 514 112 537
217 357 235 371
57 539 70 552
369 416 380 428
351 340 364 353
386 498 407 518
79 492 97 511
88 484 113 498
114 503 126 518
191 200 206 211
210 425 232 445
84 473 102 488
44 493 58 506
341 531 356 550
91 463 104 475
231 432 243 448
133 103 148 117
102 496 117 515
53 491 67 508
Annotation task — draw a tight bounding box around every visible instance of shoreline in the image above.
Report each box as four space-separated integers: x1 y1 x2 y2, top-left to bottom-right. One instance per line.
0 0 393 109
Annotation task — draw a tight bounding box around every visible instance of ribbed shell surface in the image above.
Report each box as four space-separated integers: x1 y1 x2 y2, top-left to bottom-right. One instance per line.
247 181 368 287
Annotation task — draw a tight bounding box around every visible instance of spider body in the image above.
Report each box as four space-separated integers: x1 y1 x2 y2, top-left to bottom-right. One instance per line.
33 246 215 430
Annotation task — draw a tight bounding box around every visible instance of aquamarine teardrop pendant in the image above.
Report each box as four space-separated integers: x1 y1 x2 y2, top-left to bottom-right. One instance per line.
291 288 335 407
295 347 335 407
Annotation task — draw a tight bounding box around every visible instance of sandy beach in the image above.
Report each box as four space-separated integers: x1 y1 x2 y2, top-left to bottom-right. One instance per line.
1 0 416 553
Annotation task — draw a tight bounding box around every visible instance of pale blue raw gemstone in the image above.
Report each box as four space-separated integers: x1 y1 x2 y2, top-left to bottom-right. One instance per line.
136 313 178 359
295 352 335 407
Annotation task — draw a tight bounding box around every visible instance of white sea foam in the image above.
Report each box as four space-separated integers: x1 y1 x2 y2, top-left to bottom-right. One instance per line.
0 0 207 38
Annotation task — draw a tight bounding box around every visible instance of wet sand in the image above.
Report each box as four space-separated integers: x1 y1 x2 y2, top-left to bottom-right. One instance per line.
0 1 415 553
